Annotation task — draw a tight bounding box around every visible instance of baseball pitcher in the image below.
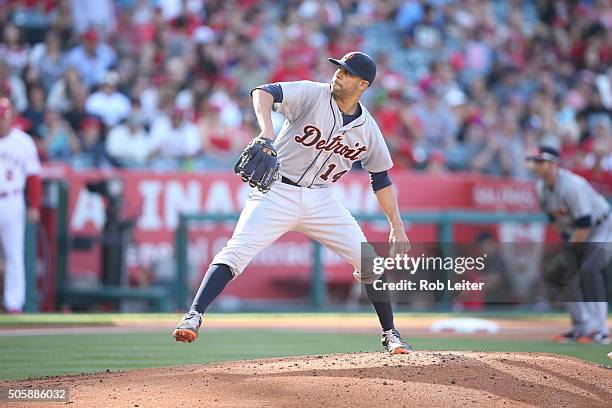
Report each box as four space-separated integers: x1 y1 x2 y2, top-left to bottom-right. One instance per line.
0 97 42 313
173 52 412 354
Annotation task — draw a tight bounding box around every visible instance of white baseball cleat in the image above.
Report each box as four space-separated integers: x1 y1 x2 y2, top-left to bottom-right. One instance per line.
172 311 202 343
381 329 412 354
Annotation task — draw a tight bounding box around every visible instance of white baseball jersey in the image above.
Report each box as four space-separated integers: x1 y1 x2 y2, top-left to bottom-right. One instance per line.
271 81 393 187
0 128 41 312
537 168 610 236
212 80 391 284
0 128 41 195
150 116 202 158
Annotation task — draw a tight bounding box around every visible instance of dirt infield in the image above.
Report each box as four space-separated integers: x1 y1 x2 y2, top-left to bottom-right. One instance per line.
2 351 610 407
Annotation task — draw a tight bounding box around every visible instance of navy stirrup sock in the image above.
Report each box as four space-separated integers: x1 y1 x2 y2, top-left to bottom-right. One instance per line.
190 264 234 314
365 276 395 331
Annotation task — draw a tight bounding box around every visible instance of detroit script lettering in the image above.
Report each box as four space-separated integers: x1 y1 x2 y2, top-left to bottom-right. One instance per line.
294 125 367 161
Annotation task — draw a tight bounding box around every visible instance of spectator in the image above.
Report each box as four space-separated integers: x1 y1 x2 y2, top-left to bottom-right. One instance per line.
424 62 466 109
85 71 131 127
64 29 117 87
22 64 44 94
150 107 201 161
231 53 269 95
558 120 582 168
424 149 446 175
0 58 27 112
39 109 80 162
197 103 245 168
106 100 153 167
371 93 413 169
495 110 527 179
407 4 444 50
269 54 312 83
7 1 55 44
157 0 204 22
461 28 495 83
166 57 193 109
469 131 507 176
395 0 424 33
575 134 612 196
49 0 75 42
47 66 86 113
577 87 612 142
377 53 408 98
0 23 30 76
208 82 243 128
131 74 161 127
446 119 480 172
191 41 220 82
29 30 66 92
411 85 458 152
64 86 91 132
69 0 116 37
0 0 606 182
20 85 46 138
565 71 595 111
447 117 508 175
72 116 108 168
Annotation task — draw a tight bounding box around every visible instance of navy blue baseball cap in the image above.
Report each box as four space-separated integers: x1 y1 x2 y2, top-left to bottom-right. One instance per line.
525 145 560 163
328 52 376 86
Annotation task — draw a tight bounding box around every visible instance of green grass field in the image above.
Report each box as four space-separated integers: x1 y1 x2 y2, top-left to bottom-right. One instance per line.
1 329 610 381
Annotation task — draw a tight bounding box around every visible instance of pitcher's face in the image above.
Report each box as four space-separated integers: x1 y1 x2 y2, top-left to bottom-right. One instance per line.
331 67 367 99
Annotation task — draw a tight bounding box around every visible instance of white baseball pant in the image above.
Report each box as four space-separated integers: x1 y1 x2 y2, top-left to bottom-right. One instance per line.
567 216 612 336
212 181 376 283
0 194 26 311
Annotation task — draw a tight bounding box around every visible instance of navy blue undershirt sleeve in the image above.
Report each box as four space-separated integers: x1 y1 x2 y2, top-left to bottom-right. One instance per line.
370 170 392 192
251 83 283 103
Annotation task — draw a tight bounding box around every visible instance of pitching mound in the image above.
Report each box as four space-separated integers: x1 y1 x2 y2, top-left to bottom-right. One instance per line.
3 352 610 407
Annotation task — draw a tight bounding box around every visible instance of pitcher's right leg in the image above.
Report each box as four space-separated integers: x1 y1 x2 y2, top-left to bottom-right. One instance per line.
297 190 410 354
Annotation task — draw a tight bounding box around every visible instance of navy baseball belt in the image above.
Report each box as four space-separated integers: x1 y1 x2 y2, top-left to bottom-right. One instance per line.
280 176 302 187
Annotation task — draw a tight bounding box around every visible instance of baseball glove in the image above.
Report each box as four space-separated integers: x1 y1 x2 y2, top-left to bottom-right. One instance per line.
234 137 280 193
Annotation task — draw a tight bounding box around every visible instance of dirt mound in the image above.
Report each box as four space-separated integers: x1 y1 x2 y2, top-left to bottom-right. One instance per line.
2 352 610 407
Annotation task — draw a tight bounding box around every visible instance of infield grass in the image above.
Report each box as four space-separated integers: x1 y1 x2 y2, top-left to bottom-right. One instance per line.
0 330 609 381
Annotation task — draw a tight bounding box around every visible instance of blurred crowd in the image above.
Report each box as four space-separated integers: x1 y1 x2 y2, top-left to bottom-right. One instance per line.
0 0 610 192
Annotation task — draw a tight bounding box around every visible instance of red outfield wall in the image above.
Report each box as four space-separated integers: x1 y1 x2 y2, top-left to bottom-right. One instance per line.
44 166 542 300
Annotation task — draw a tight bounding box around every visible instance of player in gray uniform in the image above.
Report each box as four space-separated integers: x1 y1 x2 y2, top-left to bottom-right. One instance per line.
173 52 412 354
527 146 610 344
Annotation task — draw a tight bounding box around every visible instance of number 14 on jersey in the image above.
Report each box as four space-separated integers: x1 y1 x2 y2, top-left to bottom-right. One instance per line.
319 163 348 183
